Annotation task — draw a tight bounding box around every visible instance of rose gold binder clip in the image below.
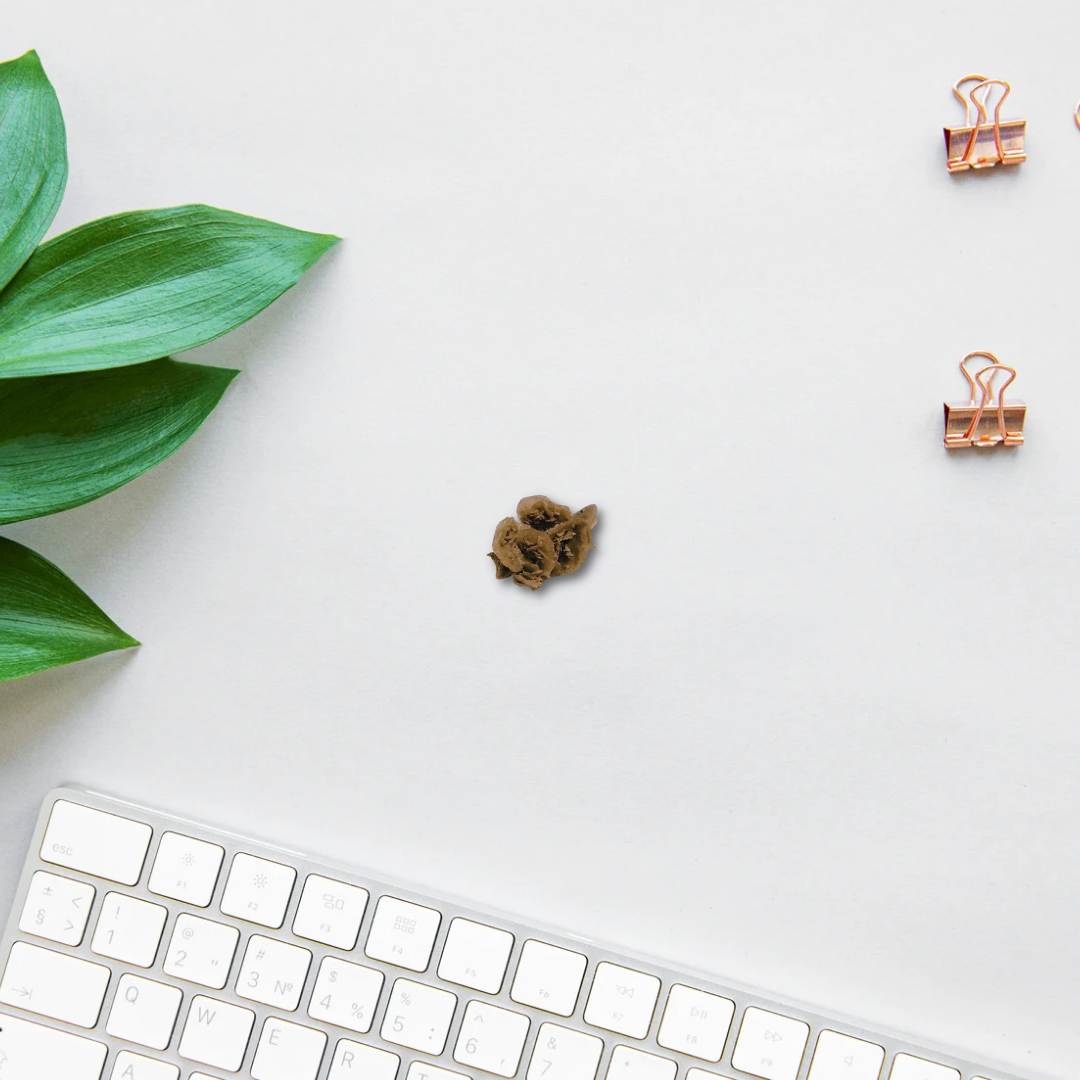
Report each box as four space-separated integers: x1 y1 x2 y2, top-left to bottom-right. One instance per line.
944 76 1026 172
943 352 1025 448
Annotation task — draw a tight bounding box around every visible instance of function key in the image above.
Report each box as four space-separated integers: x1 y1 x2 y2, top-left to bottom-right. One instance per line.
583 962 661 1039
293 874 369 950
41 801 152 886
731 1007 810 1080
18 871 95 946
888 1055 960 1080
219 852 296 928
511 940 588 1016
656 984 735 1062
148 832 224 908
438 917 515 994
365 896 442 972
808 1030 885 1080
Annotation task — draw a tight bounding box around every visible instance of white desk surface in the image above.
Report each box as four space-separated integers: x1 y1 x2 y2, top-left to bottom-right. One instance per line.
2 3 1077 1077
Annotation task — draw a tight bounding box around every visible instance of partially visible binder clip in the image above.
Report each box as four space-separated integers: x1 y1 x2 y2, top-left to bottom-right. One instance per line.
943 352 1025 448
944 75 1026 172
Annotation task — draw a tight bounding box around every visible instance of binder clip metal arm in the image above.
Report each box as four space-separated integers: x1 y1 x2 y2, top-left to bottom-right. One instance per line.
945 76 1026 171
944 351 1025 448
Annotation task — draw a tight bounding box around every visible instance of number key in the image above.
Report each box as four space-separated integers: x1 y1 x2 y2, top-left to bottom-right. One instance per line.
453 1001 530 1078
380 978 456 1055
526 1023 604 1080
91 892 168 967
163 914 239 990
308 956 384 1033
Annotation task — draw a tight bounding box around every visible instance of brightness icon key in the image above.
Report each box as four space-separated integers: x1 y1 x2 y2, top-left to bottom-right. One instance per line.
219 852 296 928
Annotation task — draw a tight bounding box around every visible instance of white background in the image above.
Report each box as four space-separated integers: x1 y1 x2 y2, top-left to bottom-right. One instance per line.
1 3 1078 1077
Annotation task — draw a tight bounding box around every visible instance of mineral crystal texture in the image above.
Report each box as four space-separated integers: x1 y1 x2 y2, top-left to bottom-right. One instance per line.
487 497 597 590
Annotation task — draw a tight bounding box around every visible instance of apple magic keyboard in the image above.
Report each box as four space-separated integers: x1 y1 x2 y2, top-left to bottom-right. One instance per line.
0 788 1035 1080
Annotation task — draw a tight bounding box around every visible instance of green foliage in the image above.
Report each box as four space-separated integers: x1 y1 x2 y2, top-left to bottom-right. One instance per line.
0 537 139 682
0 206 338 378
0 360 238 525
0 50 338 682
0 51 67 293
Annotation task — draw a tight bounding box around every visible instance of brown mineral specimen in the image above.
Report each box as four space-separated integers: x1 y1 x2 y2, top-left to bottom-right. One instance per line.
488 497 597 590
516 495 572 532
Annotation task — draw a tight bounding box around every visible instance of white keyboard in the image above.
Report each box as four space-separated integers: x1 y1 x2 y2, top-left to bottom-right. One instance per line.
0 789 1035 1080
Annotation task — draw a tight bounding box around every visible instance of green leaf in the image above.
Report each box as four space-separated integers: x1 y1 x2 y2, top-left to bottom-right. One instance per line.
0 50 67 293
0 204 339 378
0 358 238 525
0 535 137 681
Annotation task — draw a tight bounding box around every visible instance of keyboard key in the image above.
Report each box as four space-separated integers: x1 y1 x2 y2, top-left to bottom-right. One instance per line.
656 984 735 1062
328 1039 400 1080
220 852 297 929
163 913 239 990
365 895 441 972
453 1000 530 1077
687 1069 727 1080
527 1022 604 1080
380 977 457 1054
178 994 255 1072
111 1050 180 1079
251 1017 327 1080
407 1064 469 1080
511 940 588 1016
0 1013 108 1079
41 800 153 886
293 874 369 949
808 1030 886 1080
236 934 312 1011
438 917 515 993
888 1055 960 1080
0 941 110 1027
584 962 661 1039
105 974 183 1051
731 1007 810 1080
148 832 225 908
18 870 95 946
605 1046 677 1080
308 956 384 1033
92 892 168 967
